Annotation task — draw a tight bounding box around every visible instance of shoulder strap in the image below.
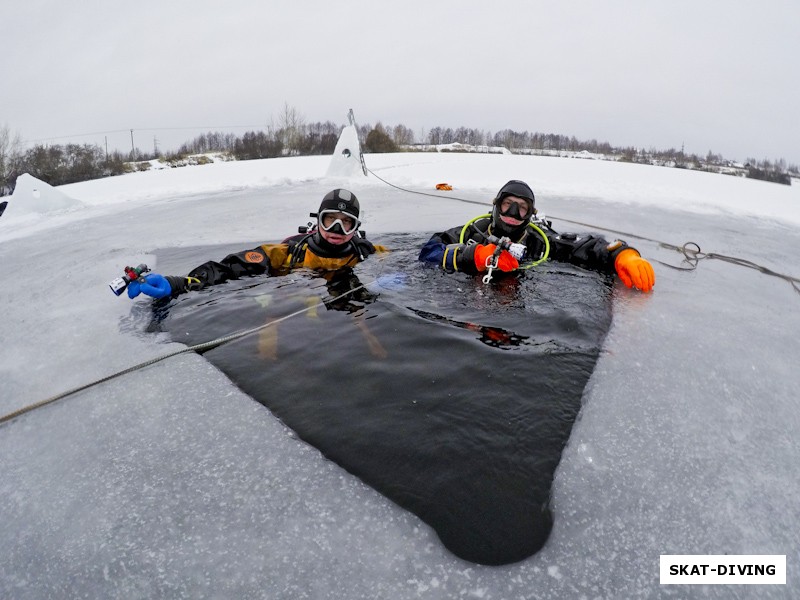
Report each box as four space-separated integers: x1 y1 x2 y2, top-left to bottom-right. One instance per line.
350 236 376 261
287 233 313 267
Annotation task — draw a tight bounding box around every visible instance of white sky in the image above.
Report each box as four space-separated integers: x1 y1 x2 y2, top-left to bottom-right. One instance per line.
4 0 799 165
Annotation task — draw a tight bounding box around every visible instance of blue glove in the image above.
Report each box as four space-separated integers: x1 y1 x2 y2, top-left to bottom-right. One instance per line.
127 273 172 299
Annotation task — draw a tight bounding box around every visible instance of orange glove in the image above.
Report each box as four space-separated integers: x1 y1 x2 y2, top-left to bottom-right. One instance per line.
473 244 519 272
615 249 655 292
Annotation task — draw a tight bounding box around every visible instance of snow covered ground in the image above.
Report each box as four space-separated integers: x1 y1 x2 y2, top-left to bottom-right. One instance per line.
1 150 799 599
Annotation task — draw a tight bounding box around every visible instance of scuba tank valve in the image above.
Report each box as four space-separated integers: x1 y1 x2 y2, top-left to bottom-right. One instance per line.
109 264 150 296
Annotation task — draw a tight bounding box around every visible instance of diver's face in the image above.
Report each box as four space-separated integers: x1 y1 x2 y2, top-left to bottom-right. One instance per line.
319 227 355 245
318 210 358 245
497 195 531 227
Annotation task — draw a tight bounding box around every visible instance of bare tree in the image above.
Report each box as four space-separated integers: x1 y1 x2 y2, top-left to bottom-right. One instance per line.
1 124 24 195
275 102 307 155
427 127 443 145
392 124 415 146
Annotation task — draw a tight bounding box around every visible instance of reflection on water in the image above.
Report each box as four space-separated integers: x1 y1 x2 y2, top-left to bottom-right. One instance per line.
154 233 614 565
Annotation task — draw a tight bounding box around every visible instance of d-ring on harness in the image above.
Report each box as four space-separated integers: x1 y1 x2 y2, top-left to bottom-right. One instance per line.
482 240 505 284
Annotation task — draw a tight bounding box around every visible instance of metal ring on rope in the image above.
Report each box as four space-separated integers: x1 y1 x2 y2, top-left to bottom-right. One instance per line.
365 168 800 294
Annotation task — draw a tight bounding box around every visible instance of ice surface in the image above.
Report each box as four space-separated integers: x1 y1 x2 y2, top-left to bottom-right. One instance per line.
1 152 798 598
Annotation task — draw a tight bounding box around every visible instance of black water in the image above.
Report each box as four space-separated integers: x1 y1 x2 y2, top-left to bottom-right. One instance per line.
152 233 614 565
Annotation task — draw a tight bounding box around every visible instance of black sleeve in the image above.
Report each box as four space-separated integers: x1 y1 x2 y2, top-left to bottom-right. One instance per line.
166 247 273 297
418 225 479 272
539 232 633 274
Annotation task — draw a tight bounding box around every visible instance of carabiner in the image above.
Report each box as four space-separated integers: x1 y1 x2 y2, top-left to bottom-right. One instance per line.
482 255 498 284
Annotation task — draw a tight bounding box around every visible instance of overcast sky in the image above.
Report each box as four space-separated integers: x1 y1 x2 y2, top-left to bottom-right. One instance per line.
4 0 799 165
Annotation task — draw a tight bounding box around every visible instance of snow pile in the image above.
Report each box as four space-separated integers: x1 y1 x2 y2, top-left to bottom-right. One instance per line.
2 173 85 218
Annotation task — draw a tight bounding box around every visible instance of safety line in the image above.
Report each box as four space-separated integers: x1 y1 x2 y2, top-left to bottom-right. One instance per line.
367 167 490 206
5 170 797 425
0 277 376 426
366 168 800 294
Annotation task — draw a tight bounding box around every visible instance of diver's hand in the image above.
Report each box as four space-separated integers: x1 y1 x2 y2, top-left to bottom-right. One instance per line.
615 249 655 292
473 244 519 272
127 273 173 299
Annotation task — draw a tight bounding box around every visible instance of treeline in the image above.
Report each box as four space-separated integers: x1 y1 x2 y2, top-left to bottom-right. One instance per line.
2 143 130 191
176 120 342 160
2 115 797 195
173 120 800 184
1 125 130 193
